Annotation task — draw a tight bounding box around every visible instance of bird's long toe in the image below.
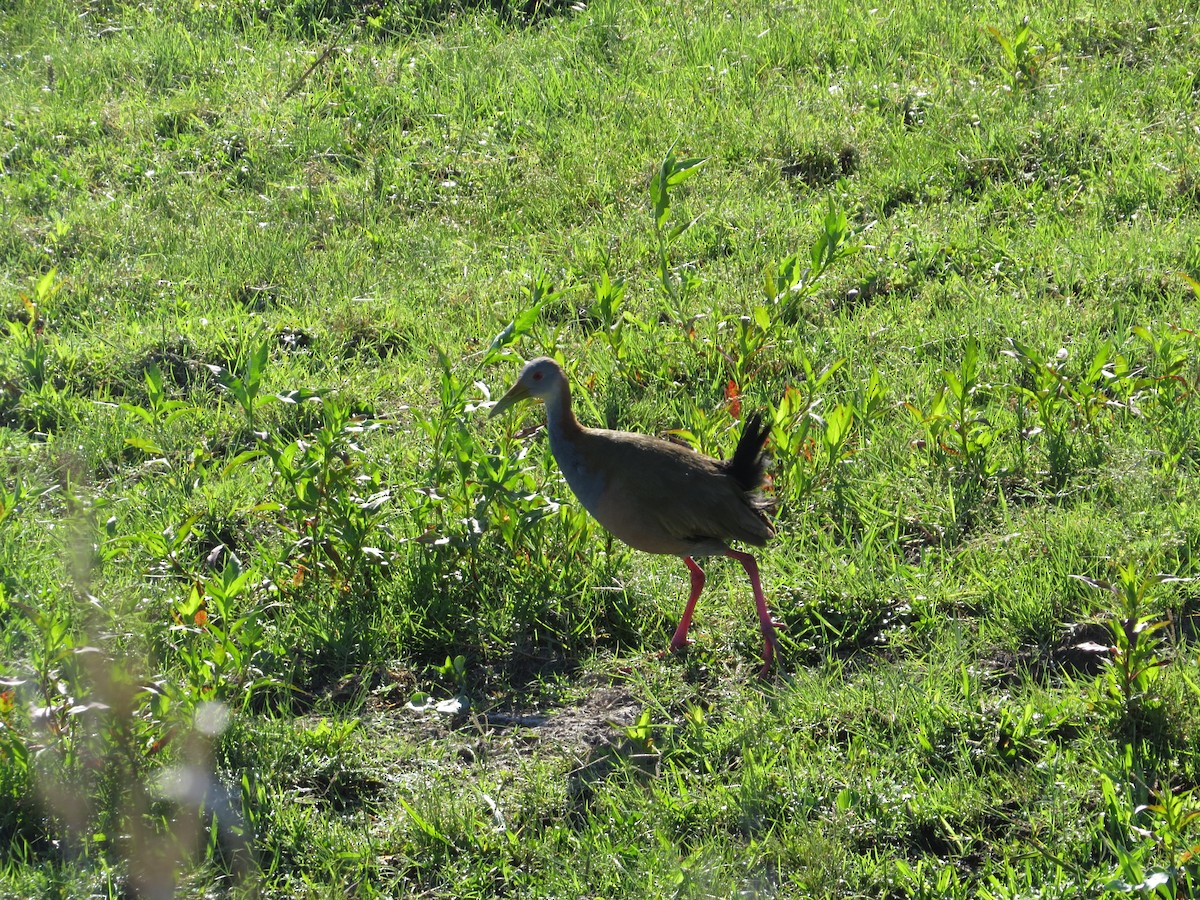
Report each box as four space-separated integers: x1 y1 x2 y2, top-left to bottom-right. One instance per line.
757 623 782 678
758 639 776 679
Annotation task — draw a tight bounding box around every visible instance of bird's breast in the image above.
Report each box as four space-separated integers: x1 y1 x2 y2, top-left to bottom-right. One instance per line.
548 428 609 516
547 428 717 556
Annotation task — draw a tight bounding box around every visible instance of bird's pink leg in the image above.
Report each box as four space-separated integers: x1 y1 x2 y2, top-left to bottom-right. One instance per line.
725 549 782 677
669 556 706 652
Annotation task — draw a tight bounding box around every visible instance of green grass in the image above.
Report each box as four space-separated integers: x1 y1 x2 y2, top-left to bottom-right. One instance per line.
2 0 1200 896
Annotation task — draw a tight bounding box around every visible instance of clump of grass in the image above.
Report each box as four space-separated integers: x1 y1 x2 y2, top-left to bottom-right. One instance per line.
2 0 1200 895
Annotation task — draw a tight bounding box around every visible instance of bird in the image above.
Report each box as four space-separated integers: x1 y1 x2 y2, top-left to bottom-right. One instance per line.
489 356 782 676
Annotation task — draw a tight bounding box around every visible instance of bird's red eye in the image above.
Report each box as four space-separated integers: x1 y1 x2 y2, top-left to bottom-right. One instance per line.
532 371 543 381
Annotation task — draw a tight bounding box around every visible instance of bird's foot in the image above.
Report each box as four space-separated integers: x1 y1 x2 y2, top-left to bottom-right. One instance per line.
757 627 782 679
667 636 693 654
757 643 776 679
758 616 785 640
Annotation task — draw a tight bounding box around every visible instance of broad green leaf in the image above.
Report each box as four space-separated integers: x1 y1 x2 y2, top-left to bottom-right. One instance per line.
1179 271 1200 300
34 268 58 302
665 156 708 186
124 436 163 454
119 403 154 425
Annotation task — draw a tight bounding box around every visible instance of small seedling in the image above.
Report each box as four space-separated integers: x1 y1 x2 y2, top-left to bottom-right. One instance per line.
621 708 664 754
821 402 856 475
762 201 857 321
987 21 1046 89
906 339 1008 481
649 143 709 327
406 656 470 716
732 305 773 385
588 261 648 365
170 556 281 708
484 271 570 366
0 476 48 528
434 654 468 691
257 399 392 586
118 364 206 487
941 336 997 478
770 354 845 499
1072 562 1189 727
1102 775 1200 899
1132 323 1199 470
207 338 271 431
1003 338 1117 487
7 269 59 393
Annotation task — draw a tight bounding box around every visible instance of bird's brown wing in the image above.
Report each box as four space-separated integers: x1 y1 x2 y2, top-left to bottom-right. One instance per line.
575 428 773 555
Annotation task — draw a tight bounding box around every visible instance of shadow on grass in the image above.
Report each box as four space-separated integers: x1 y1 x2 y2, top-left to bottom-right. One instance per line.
249 0 582 37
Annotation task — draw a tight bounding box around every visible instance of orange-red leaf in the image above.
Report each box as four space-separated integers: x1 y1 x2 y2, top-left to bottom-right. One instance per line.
725 380 742 418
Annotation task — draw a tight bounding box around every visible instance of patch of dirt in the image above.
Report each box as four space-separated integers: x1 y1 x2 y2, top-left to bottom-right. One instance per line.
491 686 641 755
378 680 648 810
1051 622 1113 676
780 144 859 187
981 622 1113 686
231 283 279 312
332 317 411 360
131 338 220 392
376 680 641 759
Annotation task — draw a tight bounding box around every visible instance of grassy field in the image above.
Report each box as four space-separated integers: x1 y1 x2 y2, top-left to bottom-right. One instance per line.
2 0 1200 895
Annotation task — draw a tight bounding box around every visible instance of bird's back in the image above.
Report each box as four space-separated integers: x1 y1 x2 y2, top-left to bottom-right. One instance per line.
550 420 773 557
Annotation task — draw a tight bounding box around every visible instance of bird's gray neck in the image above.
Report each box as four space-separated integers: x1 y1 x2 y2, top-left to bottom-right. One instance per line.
544 383 584 439
542 380 604 509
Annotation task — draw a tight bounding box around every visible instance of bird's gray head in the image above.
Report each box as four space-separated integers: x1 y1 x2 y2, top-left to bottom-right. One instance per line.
489 357 567 418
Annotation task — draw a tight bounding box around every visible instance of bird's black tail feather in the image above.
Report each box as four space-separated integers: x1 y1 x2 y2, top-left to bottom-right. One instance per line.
725 413 769 493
